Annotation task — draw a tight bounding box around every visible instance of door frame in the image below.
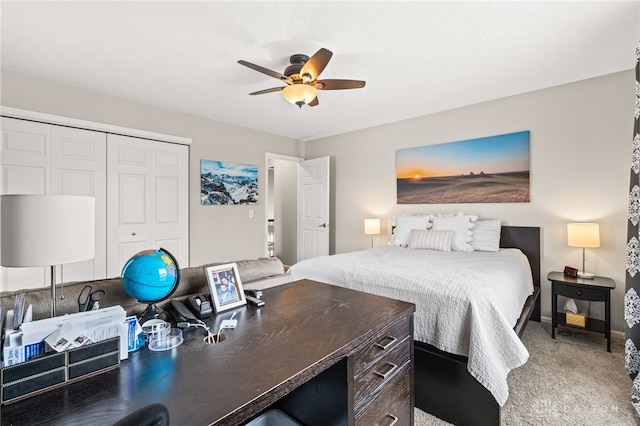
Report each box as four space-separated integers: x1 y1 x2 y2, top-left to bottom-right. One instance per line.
264 153 304 259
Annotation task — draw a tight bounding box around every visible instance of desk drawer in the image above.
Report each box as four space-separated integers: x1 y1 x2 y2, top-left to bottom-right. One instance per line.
353 316 411 377
554 282 607 301
354 338 411 406
355 363 411 426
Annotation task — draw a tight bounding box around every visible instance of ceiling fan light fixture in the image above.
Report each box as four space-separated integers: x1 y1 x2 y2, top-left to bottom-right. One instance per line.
282 84 317 108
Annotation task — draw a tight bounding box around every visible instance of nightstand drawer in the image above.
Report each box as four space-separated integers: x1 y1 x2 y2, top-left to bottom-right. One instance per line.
355 363 411 426
353 316 411 377
554 282 607 301
354 338 411 407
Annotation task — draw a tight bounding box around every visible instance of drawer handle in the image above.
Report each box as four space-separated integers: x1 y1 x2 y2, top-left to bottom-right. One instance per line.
384 414 398 426
374 362 398 380
375 336 398 350
576 290 583 296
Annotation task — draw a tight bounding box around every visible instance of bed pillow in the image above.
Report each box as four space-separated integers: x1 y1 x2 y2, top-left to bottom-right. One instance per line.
431 214 477 251
408 229 453 251
390 215 432 246
470 219 502 252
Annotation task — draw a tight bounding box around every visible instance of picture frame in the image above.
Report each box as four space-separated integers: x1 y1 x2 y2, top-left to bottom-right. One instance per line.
205 263 246 313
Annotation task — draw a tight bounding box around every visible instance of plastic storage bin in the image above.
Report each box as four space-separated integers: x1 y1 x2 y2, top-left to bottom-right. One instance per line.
245 409 301 426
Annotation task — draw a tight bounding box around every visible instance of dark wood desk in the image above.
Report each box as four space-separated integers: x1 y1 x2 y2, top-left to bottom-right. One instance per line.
1 280 415 426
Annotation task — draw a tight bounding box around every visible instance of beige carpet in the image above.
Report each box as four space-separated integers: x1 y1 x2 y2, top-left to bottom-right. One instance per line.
414 321 638 425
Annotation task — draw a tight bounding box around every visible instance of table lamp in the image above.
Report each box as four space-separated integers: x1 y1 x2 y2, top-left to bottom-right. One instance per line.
1 195 95 316
567 222 600 279
364 218 381 248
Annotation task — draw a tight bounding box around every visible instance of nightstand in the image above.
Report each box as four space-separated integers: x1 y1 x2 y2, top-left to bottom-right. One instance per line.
547 271 615 352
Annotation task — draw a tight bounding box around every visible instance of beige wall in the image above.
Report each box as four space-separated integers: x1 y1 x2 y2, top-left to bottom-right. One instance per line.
305 70 634 333
2 69 634 332
0 71 302 266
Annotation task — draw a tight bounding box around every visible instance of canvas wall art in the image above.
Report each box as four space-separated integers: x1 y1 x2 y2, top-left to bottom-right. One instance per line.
396 131 530 204
201 160 258 205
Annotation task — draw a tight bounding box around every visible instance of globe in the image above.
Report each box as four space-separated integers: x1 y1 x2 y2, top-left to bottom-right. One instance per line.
122 248 180 321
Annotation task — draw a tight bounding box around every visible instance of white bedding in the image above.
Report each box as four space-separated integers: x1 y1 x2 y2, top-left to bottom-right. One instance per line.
288 245 534 406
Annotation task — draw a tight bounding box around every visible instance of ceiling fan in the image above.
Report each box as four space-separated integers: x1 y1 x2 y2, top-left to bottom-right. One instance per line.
238 48 366 108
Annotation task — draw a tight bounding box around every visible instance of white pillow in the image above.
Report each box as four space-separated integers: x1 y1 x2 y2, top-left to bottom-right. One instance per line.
431 214 478 251
470 219 502 252
390 215 432 246
408 229 453 251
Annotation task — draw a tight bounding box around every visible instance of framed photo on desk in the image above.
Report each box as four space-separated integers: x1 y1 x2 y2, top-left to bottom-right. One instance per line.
205 263 246 313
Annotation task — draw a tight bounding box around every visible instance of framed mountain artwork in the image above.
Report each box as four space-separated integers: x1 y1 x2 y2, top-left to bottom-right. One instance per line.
201 160 258 205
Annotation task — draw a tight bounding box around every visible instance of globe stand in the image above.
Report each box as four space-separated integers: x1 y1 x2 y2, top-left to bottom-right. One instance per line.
139 303 163 324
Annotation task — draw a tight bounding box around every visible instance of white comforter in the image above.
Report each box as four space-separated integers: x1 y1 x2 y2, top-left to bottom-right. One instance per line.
288 245 534 406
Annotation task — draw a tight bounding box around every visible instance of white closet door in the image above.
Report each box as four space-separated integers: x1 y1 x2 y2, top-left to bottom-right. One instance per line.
107 134 189 277
52 125 107 283
1 118 51 291
0 118 107 292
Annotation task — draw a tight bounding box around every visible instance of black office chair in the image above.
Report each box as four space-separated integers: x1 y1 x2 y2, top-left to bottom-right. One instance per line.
113 403 170 426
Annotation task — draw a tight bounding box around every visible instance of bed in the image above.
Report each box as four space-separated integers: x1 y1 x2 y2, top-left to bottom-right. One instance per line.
288 225 541 425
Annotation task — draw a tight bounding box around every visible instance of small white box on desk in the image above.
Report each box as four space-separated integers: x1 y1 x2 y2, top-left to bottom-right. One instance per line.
18 306 128 361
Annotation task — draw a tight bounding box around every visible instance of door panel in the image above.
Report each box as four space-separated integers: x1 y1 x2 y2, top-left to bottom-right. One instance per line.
2 165 47 194
0 118 106 291
298 156 330 262
52 126 107 284
107 134 188 277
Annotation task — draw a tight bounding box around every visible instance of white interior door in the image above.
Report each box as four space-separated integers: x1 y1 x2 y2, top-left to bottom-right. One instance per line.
1 118 51 291
107 135 189 277
297 156 330 262
52 126 107 284
0 118 107 291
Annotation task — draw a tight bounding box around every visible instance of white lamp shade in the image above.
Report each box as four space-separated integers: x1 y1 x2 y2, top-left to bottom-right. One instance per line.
282 84 318 105
1 195 95 267
364 218 381 235
567 223 600 248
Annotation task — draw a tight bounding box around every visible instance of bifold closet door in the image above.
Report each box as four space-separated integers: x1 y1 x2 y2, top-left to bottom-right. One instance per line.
106 134 189 277
0 117 107 292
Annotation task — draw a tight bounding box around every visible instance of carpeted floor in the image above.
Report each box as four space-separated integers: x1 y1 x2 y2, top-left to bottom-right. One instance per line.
414 321 639 425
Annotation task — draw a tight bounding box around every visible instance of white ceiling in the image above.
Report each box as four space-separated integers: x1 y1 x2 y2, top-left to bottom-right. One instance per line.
1 1 639 142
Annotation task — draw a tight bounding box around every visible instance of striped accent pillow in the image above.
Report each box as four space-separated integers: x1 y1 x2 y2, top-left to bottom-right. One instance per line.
408 229 454 251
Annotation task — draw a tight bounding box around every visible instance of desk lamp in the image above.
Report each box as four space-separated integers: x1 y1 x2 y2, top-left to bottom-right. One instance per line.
364 218 381 248
567 222 600 279
1 195 95 316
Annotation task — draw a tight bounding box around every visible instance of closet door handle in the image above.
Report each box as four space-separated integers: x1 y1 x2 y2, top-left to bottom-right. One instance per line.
131 232 137 236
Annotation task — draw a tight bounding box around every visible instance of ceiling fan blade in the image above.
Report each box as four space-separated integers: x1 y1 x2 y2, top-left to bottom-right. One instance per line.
238 60 288 81
308 97 319 107
249 87 284 96
300 48 333 81
315 79 366 90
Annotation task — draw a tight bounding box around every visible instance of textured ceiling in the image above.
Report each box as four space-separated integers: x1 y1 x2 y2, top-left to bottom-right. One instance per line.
1 1 639 142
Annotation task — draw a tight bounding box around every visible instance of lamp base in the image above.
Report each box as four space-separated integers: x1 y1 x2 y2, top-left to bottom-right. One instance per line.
577 271 595 279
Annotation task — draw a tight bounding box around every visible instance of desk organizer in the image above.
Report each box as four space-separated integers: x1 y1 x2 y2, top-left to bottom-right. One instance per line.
1 337 120 404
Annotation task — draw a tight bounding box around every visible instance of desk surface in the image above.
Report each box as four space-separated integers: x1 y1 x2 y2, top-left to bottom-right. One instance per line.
2 280 415 426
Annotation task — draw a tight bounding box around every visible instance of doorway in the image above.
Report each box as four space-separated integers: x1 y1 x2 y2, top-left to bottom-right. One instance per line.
265 153 302 266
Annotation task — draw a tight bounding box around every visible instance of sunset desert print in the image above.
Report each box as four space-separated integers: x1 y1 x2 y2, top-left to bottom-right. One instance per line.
396 131 530 204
